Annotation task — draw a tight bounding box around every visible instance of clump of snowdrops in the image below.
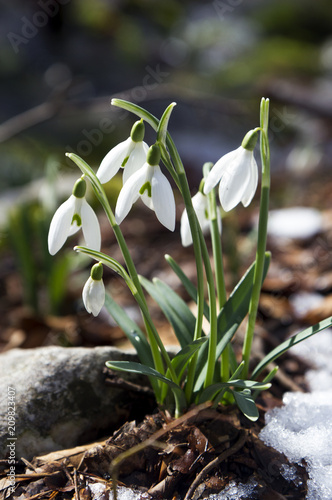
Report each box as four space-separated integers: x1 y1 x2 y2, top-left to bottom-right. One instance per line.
48 98 332 420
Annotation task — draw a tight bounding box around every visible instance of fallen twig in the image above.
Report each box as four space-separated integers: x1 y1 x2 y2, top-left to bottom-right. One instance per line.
184 429 247 500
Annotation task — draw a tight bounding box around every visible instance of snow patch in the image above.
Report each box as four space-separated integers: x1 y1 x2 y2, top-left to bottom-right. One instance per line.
267 207 323 240
259 329 332 500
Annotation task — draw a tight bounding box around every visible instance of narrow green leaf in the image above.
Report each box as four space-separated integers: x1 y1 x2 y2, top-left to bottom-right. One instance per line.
253 366 278 400
104 293 154 368
231 389 259 421
194 253 271 392
157 103 176 146
105 360 177 388
198 379 271 404
194 323 238 392
165 254 210 319
218 252 271 335
161 337 208 403
251 316 332 380
170 338 208 378
139 275 199 348
106 360 187 411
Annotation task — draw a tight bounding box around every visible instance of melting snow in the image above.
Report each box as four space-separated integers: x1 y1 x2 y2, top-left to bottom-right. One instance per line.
259 329 332 500
267 207 323 240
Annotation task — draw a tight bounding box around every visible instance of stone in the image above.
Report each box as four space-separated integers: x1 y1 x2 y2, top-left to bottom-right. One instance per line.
0 346 146 461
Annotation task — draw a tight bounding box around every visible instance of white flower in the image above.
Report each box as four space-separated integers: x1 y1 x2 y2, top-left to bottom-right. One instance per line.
115 144 176 231
180 191 222 247
97 120 149 184
82 263 105 316
204 130 259 212
48 178 101 255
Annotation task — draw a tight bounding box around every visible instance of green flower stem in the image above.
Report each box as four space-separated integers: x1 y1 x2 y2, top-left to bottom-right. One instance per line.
242 98 270 378
204 163 229 382
204 163 227 308
159 129 218 395
66 153 169 389
199 229 219 389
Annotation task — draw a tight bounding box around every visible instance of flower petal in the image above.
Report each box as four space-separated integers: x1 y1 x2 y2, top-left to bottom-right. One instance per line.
115 164 149 224
180 208 191 247
151 166 176 231
203 148 240 194
241 154 258 207
123 141 149 184
82 277 105 316
192 192 208 230
48 195 75 255
80 199 101 251
68 197 83 236
97 137 133 184
218 148 251 212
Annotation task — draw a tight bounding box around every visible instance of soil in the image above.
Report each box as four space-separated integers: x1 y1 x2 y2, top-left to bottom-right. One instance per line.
4 399 308 500
1 170 332 499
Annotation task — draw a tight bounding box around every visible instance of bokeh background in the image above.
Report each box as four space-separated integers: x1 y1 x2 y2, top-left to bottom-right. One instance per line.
1 0 332 345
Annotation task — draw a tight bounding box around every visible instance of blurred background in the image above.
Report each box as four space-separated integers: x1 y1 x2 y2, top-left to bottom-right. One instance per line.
1 0 332 348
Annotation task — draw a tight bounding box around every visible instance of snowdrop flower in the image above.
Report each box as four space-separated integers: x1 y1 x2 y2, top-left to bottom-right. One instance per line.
180 191 222 247
115 144 176 231
204 129 259 212
82 262 105 316
97 119 149 184
48 177 101 255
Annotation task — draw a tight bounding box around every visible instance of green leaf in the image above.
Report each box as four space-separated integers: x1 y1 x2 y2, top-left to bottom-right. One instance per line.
194 253 271 392
251 316 332 380
217 252 271 340
170 338 208 378
165 254 210 319
104 293 154 368
106 360 187 412
139 275 200 348
157 103 176 146
105 360 177 388
198 379 271 404
232 389 259 421
253 366 278 400
161 337 208 403
194 323 238 392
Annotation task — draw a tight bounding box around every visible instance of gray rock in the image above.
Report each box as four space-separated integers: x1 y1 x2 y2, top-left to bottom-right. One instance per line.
0 346 148 460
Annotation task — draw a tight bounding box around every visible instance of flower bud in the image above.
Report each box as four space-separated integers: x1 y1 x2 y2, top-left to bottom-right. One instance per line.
130 119 145 143
147 144 161 166
241 129 259 152
72 177 87 198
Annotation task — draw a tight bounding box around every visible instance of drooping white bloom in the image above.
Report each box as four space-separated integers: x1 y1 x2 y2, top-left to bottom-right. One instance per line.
115 144 176 231
97 120 149 184
48 178 101 255
82 262 105 316
180 191 222 247
204 129 259 212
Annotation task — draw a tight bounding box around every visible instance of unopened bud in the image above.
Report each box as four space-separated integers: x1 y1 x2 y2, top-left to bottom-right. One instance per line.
72 177 87 198
241 129 259 152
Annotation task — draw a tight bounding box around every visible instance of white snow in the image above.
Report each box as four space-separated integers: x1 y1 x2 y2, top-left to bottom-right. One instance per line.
267 207 323 240
89 483 150 500
259 329 332 500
